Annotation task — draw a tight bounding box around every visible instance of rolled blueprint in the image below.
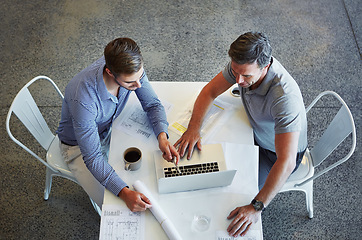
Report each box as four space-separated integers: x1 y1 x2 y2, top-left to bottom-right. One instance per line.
133 180 182 240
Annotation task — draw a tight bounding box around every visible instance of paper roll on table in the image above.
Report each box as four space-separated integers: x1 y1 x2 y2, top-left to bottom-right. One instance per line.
133 180 182 240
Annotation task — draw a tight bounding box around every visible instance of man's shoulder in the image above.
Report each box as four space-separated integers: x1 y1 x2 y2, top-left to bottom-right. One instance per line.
70 57 105 85
221 61 236 85
268 58 293 80
268 58 300 91
65 59 106 102
74 56 105 80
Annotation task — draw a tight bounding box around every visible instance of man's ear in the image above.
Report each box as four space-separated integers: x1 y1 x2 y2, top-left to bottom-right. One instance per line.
264 63 271 70
105 67 114 77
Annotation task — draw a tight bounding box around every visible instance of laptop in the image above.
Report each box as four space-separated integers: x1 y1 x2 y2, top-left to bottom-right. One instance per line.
154 143 237 194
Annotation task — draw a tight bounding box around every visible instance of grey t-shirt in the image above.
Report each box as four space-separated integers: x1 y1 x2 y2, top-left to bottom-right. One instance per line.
222 57 307 153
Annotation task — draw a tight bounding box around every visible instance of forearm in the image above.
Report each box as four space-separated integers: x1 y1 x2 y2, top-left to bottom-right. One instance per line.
83 152 128 196
254 132 300 207
175 72 233 158
255 158 295 207
187 88 216 131
157 132 170 145
188 72 233 131
136 74 169 137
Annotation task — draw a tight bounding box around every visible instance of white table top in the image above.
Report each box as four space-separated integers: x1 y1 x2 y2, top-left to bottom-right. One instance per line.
103 82 262 240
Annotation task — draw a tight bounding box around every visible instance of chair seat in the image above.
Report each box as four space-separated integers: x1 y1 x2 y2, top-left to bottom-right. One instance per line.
281 149 314 191
46 136 74 178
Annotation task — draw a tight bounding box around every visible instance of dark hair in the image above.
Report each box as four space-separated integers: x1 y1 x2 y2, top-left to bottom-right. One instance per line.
104 38 143 75
228 32 272 69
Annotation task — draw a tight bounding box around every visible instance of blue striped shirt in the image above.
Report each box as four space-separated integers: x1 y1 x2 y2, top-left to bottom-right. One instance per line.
57 57 168 196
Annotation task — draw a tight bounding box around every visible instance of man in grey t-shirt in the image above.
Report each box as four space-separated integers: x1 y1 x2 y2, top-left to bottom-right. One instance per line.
174 32 307 237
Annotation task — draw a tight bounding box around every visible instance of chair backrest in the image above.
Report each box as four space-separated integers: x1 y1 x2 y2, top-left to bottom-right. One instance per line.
6 76 64 169
306 91 356 176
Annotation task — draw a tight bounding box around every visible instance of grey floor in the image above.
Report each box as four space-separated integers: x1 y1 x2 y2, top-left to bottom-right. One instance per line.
1 0 361 239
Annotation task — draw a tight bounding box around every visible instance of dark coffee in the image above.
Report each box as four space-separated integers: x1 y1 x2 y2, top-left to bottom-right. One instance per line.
125 150 141 162
232 88 240 96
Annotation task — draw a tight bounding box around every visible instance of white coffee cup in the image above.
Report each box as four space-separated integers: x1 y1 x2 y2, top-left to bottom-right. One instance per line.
123 147 142 171
230 86 241 97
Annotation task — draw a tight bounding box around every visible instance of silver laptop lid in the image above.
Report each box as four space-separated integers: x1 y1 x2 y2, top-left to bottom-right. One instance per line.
158 170 237 194
154 144 237 194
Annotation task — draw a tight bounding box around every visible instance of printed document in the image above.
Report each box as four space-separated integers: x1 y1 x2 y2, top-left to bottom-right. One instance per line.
115 100 172 142
99 205 145 240
170 98 233 143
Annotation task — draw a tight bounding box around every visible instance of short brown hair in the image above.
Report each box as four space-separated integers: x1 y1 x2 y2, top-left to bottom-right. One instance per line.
104 38 143 75
228 32 272 69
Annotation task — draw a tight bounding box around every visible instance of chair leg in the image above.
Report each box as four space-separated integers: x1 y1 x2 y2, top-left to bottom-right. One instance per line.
90 198 102 216
44 168 53 200
305 181 314 219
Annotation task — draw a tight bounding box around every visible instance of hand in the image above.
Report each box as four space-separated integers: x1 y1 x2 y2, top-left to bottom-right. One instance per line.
174 128 202 159
227 204 261 237
118 187 152 212
158 132 180 164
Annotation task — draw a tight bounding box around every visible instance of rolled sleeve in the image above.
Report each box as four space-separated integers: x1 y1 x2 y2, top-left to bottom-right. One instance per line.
271 95 302 135
222 62 237 84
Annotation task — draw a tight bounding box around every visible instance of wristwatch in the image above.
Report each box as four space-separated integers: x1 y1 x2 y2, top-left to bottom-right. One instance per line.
251 198 265 211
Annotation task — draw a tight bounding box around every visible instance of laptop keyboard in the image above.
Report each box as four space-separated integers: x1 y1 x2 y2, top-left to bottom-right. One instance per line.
164 162 219 178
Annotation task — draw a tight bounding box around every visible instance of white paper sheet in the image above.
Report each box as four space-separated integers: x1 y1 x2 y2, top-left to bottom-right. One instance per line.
170 98 233 143
99 205 145 240
115 100 172 142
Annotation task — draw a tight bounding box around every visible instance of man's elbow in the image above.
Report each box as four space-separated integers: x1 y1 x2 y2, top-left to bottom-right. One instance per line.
286 158 296 174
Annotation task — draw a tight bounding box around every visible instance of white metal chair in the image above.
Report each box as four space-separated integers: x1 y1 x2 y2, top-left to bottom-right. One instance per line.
280 91 356 218
6 76 101 216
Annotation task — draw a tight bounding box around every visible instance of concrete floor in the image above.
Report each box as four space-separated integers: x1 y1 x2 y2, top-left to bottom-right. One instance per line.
1 0 361 239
